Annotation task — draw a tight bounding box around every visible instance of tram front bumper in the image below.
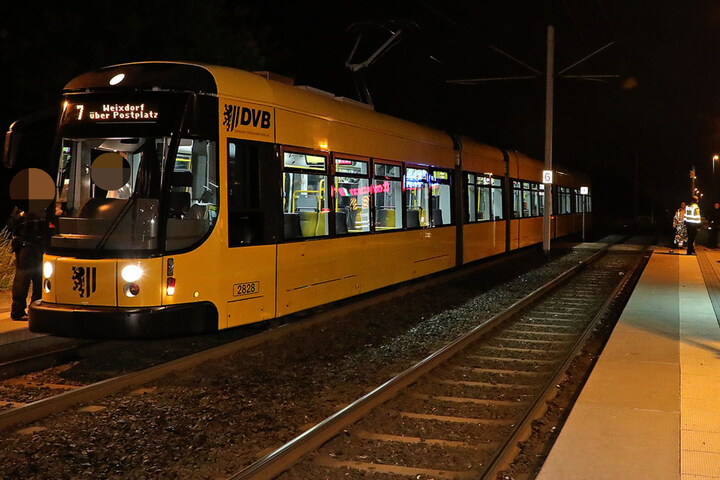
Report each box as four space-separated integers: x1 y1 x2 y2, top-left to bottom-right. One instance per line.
28 300 218 339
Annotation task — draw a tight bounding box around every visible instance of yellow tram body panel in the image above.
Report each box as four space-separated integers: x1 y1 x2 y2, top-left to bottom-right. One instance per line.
156 225 279 330
463 222 506 264
276 228 456 316
117 258 163 308
518 217 543 248
223 245 278 328
42 256 163 307
43 257 114 306
274 108 453 166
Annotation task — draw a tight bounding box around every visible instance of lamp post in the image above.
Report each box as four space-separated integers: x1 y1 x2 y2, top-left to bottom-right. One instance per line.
714 155 719 178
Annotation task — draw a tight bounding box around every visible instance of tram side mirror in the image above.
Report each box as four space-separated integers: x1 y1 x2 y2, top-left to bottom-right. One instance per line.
2 108 60 172
3 123 18 169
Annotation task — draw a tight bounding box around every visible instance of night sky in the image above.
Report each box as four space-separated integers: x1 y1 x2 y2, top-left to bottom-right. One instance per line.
2 1 719 227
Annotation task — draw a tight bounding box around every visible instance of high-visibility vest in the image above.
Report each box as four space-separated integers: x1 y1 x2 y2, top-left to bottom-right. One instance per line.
686 203 701 224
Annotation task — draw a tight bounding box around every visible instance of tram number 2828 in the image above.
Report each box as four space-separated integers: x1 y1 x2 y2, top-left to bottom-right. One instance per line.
233 281 260 297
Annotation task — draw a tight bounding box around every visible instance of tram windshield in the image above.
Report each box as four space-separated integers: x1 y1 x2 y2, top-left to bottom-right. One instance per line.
52 136 218 255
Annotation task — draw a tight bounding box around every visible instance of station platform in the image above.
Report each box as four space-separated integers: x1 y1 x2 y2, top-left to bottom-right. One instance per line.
537 244 720 480
0 291 45 346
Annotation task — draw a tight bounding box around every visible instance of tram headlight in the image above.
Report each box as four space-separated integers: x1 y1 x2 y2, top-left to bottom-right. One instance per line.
121 265 143 283
43 278 51 293
43 261 53 279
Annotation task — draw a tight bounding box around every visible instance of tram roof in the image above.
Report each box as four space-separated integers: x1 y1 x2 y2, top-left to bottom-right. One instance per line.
207 63 455 150
65 61 455 150
63 61 587 183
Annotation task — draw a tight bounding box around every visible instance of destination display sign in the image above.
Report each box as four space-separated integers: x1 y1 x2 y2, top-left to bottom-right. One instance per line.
61 101 160 124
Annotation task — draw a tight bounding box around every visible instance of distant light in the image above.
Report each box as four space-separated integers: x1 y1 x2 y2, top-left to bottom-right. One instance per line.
109 73 125 86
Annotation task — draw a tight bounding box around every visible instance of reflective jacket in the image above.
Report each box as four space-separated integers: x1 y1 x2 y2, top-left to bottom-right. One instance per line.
685 203 701 224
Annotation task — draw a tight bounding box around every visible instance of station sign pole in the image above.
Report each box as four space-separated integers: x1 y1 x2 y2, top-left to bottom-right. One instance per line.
543 25 555 259
580 186 589 242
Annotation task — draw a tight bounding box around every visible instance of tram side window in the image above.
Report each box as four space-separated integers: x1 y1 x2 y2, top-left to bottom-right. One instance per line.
564 187 572 214
476 177 491 221
557 187 572 214
430 170 451 226
513 180 543 218
166 139 219 252
575 191 591 213
492 178 504 220
467 174 504 223
466 174 477 222
405 167 430 228
521 182 532 217
529 183 540 217
283 151 329 239
513 181 522 218
373 163 402 230
334 158 370 234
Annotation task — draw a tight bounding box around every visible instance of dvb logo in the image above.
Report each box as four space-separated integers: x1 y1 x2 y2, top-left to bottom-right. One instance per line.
223 104 271 132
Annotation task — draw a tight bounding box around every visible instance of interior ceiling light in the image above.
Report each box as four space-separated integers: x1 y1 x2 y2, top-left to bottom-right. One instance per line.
109 73 125 86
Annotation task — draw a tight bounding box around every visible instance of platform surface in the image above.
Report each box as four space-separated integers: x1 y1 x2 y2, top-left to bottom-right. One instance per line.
537 245 720 480
0 290 47 345
0 290 30 332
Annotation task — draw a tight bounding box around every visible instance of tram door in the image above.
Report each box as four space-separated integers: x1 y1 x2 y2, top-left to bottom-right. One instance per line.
225 140 280 327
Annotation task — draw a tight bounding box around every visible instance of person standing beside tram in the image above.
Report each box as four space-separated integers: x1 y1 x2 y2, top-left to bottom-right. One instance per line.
673 201 687 248
8 207 47 320
685 196 702 255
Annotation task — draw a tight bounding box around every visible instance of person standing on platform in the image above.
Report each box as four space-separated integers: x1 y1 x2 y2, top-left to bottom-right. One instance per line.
673 201 687 248
708 202 720 248
685 196 702 255
8 207 46 320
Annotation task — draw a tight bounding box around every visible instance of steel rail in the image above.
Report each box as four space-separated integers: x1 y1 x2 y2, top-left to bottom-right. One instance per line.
228 246 610 480
480 249 651 479
0 341 91 380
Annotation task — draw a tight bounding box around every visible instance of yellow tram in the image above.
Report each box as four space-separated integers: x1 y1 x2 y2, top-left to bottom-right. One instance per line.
24 61 591 338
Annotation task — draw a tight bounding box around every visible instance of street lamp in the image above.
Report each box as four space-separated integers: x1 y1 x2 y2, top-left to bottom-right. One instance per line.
714 155 719 178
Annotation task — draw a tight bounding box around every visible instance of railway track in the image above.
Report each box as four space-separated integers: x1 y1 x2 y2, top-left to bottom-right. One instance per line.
0 335 94 381
0 241 635 478
230 248 648 480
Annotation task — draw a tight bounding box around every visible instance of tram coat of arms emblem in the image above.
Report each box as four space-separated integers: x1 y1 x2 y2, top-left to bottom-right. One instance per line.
71 266 97 298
